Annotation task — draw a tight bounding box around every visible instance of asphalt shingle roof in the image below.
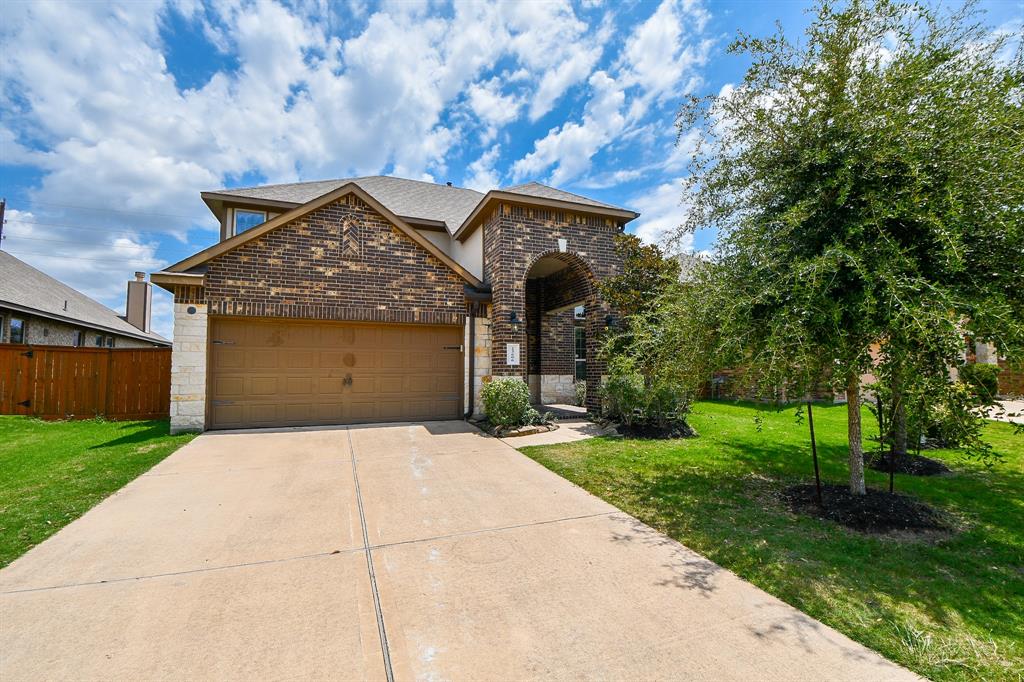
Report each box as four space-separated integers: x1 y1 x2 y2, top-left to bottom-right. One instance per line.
0 251 169 344
211 176 485 233
501 181 629 211
209 176 632 233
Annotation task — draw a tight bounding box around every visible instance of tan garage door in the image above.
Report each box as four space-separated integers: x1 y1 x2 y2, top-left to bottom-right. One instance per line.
209 318 463 430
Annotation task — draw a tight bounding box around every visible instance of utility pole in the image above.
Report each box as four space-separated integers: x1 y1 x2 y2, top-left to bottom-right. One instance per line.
0 197 5 250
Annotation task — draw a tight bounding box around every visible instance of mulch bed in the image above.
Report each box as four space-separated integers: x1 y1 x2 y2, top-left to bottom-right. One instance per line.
865 451 951 476
615 422 698 439
781 483 950 533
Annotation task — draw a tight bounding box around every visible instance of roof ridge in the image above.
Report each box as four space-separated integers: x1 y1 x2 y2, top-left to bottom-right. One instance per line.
364 175 482 194
213 177 354 193
214 174 483 196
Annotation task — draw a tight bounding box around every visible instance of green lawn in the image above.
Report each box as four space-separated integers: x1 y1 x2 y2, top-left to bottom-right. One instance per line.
0 417 195 568
522 401 1023 682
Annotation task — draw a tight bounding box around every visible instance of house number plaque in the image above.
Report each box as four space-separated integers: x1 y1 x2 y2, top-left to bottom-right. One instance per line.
506 343 520 366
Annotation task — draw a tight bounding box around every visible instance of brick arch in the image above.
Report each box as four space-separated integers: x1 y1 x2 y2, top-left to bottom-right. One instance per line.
482 204 622 412
525 250 597 313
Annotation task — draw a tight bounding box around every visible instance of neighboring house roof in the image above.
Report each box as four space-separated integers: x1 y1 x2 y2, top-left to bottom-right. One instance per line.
501 181 630 212
204 176 485 234
0 251 169 345
676 252 707 283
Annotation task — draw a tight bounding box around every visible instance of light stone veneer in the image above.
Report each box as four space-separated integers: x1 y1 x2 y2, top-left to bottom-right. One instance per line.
170 302 208 433
540 374 576 405
470 310 492 418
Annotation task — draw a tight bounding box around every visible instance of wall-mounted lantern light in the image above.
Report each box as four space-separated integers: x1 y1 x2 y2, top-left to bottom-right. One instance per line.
509 311 522 334
604 314 617 329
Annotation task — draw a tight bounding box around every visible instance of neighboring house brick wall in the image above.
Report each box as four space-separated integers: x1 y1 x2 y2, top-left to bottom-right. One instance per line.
997 358 1024 398
169 302 208 434
201 194 467 326
0 308 153 348
484 202 622 410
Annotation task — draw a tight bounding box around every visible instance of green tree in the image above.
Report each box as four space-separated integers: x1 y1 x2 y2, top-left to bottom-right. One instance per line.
598 233 681 320
673 0 1024 494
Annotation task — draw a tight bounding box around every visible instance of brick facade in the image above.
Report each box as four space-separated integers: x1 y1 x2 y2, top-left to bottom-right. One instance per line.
483 202 623 410
186 194 467 326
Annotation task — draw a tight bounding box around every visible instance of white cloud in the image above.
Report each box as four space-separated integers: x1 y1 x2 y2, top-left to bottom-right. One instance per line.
464 145 503 191
627 178 693 250
512 71 625 184
0 0 716 339
511 0 713 185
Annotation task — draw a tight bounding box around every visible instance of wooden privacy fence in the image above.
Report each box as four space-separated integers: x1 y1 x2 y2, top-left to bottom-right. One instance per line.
0 344 171 420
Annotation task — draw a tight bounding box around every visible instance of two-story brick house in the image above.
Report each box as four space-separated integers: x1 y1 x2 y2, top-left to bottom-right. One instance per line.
151 176 637 433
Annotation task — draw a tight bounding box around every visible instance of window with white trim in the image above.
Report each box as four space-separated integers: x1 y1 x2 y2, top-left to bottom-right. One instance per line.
234 209 267 234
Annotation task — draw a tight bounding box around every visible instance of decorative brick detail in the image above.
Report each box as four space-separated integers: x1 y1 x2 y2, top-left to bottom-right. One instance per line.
199 194 467 326
483 201 623 411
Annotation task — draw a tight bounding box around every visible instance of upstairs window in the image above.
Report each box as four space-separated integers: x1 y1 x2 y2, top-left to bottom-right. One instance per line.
10 318 25 344
73 330 84 347
574 305 585 320
234 209 267 234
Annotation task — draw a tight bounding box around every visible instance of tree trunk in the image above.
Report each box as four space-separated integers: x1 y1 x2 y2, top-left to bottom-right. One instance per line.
847 373 867 495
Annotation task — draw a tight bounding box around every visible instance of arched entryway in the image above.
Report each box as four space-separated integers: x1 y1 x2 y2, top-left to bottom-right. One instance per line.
522 251 606 411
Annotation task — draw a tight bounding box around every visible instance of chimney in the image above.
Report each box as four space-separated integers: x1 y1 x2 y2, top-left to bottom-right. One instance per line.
126 271 152 333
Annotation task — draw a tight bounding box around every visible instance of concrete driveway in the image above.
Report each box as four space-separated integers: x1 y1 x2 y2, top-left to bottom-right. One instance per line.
1 421 916 681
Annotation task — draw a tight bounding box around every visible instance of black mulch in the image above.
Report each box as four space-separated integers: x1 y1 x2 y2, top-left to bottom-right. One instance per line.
865 451 951 476
616 422 698 439
780 484 950 533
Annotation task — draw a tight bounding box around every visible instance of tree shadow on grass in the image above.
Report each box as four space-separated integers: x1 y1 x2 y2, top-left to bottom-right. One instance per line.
615 445 1024 647
87 420 171 450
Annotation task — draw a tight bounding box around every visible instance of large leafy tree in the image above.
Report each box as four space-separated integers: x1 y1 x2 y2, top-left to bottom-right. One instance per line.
673 0 1024 494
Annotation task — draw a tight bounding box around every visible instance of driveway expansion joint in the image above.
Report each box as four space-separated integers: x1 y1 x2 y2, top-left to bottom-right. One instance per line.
347 427 395 682
366 511 618 551
0 548 363 595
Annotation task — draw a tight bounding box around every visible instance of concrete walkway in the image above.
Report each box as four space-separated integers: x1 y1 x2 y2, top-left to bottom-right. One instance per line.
1 422 917 681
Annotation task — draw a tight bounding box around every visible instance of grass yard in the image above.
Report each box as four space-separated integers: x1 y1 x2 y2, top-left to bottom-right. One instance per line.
0 417 195 568
521 401 1023 681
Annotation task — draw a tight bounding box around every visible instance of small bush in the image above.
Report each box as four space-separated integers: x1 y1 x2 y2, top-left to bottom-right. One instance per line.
601 367 692 434
481 377 534 427
574 380 587 407
959 363 1001 401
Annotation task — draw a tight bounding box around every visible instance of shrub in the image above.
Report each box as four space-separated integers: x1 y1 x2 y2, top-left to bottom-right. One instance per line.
601 365 692 432
574 380 587 407
959 363 1001 401
481 377 535 427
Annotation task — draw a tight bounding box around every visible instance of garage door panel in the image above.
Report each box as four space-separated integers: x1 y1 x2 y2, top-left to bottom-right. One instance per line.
214 376 245 397
284 351 316 369
380 351 404 370
251 350 279 369
378 376 404 394
209 318 462 429
435 375 459 393
213 348 246 369
319 377 344 394
406 375 431 393
283 376 312 395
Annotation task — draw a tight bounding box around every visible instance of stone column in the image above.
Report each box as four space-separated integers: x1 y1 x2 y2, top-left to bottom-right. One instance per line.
170 302 208 433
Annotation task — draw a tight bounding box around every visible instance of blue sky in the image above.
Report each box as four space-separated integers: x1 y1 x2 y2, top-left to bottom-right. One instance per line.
1 0 1021 339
